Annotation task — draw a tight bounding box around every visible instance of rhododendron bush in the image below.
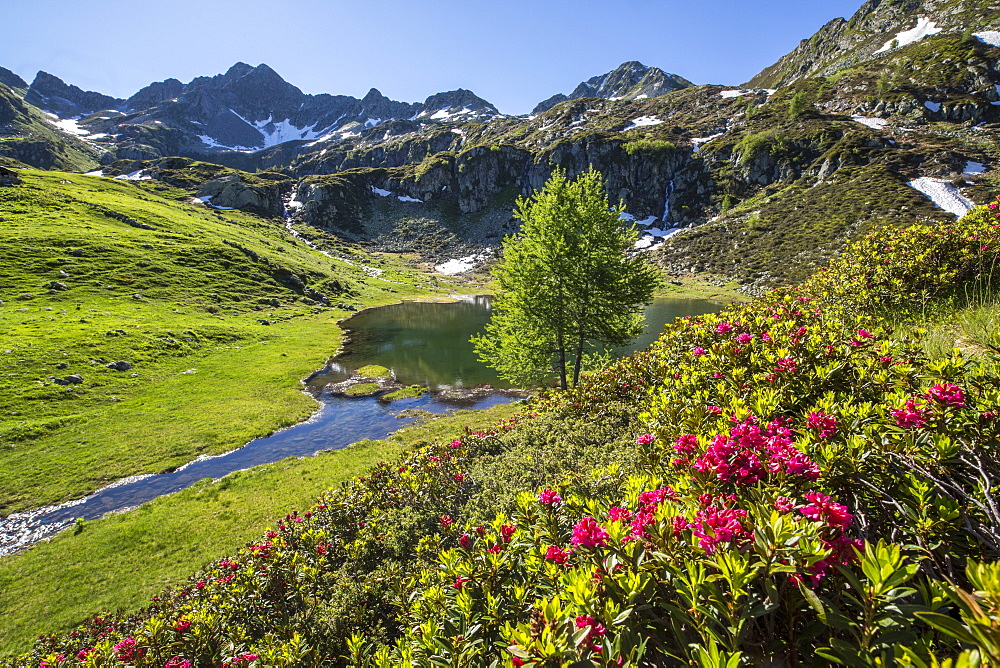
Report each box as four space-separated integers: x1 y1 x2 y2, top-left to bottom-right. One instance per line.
6 205 1000 666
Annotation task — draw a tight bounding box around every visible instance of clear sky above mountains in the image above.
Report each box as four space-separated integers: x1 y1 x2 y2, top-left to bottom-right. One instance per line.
2 0 866 115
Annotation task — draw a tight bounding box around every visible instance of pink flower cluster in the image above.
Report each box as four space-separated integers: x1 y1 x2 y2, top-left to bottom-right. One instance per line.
574 615 607 654
691 505 750 554
926 383 966 408
691 416 820 484
628 485 678 539
795 492 862 583
571 517 609 548
538 488 562 504
113 638 145 662
806 412 837 439
165 658 192 668
891 398 927 429
544 545 573 564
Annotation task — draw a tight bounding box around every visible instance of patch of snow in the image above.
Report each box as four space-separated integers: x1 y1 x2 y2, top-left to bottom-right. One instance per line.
973 31 1000 47
875 16 942 53
964 161 986 175
851 116 889 130
451 128 464 135
197 134 256 152
371 186 392 197
719 89 748 98
364 117 383 128
193 195 234 210
764 89 777 96
83 169 104 177
618 212 636 222
115 170 152 181
634 235 657 250
397 195 423 203
907 177 974 217
434 252 490 275
623 115 664 131
430 109 456 120
637 215 658 227
692 133 724 152
635 94 649 99
924 101 941 112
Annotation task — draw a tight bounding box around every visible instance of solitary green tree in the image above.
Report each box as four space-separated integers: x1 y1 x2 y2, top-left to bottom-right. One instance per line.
472 168 660 389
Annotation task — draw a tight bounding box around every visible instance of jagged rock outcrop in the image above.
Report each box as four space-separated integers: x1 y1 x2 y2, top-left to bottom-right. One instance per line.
533 61 692 114
195 174 289 217
25 71 124 117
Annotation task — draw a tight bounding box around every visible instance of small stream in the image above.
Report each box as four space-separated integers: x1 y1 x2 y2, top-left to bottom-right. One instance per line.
0 296 722 557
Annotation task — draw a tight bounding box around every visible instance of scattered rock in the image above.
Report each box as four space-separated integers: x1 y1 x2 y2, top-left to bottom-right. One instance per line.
106 361 133 371
55 362 67 369
48 281 69 291
58 270 69 278
0 166 21 186
54 374 84 385
70 249 84 257
133 293 143 300
325 367 403 398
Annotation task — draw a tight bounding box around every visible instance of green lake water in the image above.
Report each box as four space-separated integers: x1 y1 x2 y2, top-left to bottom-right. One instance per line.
311 296 723 389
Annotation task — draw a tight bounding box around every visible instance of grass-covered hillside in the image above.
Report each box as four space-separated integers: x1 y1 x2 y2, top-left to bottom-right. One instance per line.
6 197 1000 666
0 168 448 515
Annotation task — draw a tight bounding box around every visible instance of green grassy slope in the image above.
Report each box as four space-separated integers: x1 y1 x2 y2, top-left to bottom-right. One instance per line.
0 169 444 514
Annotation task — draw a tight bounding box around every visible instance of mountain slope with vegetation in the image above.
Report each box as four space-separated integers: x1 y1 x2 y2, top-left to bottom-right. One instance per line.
5 196 1000 665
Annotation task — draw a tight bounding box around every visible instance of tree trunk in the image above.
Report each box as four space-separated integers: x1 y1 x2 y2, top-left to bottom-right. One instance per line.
571 331 585 387
557 334 568 390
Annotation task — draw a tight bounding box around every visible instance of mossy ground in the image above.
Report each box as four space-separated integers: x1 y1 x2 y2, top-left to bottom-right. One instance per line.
355 365 391 378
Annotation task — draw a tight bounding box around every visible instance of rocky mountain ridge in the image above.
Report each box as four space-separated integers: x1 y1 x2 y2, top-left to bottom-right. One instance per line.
531 61 693 114
5 1 1000 292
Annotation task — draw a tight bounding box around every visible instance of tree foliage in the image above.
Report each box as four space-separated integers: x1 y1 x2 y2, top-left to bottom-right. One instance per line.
472 168 660 389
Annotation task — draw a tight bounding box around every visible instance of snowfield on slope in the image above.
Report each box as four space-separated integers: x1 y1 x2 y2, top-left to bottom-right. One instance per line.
875 16 941 53
907 177 974 217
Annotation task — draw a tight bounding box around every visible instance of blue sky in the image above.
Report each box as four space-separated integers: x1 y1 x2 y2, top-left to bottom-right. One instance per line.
1 0 866 115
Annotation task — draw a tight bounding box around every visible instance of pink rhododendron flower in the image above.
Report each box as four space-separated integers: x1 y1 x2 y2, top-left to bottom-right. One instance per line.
454 577 468 590
538 488 562 504
925 383 966 408
774 496 794 513
459 534 472 549
571 517 609 548
113 638 144 662
800 491 853 528
806 412 837 439
607 506 633 523
736 332 753 344
575 615 607 652
691 506 749 554
670 516 689 536
762 332 773 342
891 398 927 429
715 322 733 334
544 545 573 564
674 434 698 453
857 329 874 339
500 524 516 542
636 433 656 446
775 357 798 373
165 658 191 668
692 346 707 356
439 515 454 529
